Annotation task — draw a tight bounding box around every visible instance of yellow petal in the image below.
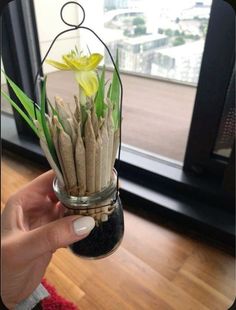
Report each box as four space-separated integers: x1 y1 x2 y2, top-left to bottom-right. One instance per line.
84 53 103 71
75 70 98 97
46 59 69 70
62 55 78 70
73 56 88 70
72 53 103 71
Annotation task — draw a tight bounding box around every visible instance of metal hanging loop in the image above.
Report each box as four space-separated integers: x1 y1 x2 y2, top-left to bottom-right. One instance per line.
60 1 85 28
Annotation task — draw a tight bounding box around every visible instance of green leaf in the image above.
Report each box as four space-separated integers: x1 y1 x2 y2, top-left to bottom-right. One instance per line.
40 78 59 167
2 71 43 128
108 50 120 130
75 45 79 55
95 66 105 118
3 72 37 120
47 99 66 131
86 44 92 55
1 90 39 136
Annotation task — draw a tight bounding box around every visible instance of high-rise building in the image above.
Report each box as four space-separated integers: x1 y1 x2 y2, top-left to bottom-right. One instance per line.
105 0 129 10
116 34 168 74
151 40 204 84
105 0 143 10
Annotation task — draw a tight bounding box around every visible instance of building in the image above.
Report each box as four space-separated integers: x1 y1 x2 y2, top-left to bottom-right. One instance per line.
180 1 211 20
105 0 143 10
151 40 204 84
105 0 129 10
114 34 168 74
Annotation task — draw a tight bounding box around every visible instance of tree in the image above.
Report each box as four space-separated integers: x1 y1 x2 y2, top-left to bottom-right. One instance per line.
133 17 145 26
123 29 131 37
164 29 174 37
200 23 208 36
173 37 185 46
134 26 147 36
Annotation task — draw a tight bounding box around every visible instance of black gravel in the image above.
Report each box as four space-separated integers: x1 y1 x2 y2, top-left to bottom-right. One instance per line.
69 198 124 259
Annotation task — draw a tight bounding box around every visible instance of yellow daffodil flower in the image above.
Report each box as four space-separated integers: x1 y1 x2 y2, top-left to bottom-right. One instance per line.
46 51 103 97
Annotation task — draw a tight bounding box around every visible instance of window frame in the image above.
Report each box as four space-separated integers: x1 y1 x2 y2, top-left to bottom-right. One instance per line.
1 0 42 140
183 0 235 179
1 0 235 250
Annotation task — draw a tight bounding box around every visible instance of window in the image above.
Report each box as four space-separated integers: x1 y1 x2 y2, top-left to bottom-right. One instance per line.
32 0 213 162
1 0 235 247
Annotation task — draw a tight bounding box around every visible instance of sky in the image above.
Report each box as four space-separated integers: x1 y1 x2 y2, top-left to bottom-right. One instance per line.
135 0 212 10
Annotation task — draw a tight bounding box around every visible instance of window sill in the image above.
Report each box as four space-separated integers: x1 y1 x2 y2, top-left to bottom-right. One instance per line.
2 113 235 251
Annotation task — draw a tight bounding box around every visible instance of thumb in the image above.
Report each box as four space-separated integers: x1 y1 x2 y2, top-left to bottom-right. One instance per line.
21 216 95 259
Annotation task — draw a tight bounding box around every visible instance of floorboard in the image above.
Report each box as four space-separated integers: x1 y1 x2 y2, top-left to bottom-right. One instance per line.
1 151 235 310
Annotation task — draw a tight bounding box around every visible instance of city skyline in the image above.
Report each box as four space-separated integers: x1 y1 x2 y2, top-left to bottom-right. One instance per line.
104 0 211 84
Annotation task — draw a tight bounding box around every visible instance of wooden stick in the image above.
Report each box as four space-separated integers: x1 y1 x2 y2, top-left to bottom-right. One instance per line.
95 131 102 192
51 116 70 189
34 119 64 186
100 112 109 188
91 105 99 138
55 96 71 120
107 102 114 184
55 96 73 137
58 126 78 195
75 124 86 196
66 100 75 119
84 112 96 194
47 102 54 118
95 124 103 221
67 118 77 147
40 138 65 186
74 95 81 123
112 129 120 169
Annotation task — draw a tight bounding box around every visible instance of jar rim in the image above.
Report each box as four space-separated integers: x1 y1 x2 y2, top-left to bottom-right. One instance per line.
53 169 118 209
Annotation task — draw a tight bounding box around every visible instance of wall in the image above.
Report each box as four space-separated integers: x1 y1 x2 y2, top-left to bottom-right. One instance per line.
34 0 105 74
34 0 80 74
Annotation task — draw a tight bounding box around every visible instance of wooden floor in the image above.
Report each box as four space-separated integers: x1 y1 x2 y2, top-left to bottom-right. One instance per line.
1 151 235 310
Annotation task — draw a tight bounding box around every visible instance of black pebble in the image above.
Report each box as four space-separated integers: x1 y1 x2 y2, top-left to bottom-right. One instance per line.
69 199 124 258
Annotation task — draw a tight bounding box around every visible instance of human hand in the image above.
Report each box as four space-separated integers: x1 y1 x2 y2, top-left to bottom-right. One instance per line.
1 170 95 309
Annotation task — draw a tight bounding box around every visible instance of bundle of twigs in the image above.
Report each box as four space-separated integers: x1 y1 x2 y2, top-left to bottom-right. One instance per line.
1 49 121 223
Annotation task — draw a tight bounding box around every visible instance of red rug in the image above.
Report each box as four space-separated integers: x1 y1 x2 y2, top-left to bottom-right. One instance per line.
41 279 79 310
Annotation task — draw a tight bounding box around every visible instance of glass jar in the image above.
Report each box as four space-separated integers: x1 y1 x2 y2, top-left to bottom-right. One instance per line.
53 170 124 259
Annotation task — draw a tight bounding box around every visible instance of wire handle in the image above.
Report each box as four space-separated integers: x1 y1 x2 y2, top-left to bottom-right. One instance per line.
34 1 123 198
60 1 85 27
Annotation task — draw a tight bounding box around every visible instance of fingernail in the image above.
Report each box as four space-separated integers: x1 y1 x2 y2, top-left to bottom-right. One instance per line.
73 216 95 236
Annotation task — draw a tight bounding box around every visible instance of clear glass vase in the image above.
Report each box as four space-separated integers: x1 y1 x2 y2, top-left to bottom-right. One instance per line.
53 170 124 259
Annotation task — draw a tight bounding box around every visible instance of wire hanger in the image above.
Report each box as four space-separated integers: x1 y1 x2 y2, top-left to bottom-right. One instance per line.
34 1 123 201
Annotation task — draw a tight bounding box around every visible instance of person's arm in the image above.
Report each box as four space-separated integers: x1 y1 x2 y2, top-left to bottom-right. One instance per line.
1 286 46 310
1 170 95 309
14 284 49 310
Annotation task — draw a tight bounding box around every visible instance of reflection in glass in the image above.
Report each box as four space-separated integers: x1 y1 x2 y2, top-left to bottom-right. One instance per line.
1 58 13 115
213 71 235 159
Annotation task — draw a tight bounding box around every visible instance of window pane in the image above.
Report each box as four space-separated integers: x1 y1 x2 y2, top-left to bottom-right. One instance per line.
1 59 13 115
213 71 235 159
82 0 212 85
34 0 212 162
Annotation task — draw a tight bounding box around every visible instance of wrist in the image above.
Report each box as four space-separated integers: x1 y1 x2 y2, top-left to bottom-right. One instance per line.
1 283 48 310
1 296 12 309
14 284 49 310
